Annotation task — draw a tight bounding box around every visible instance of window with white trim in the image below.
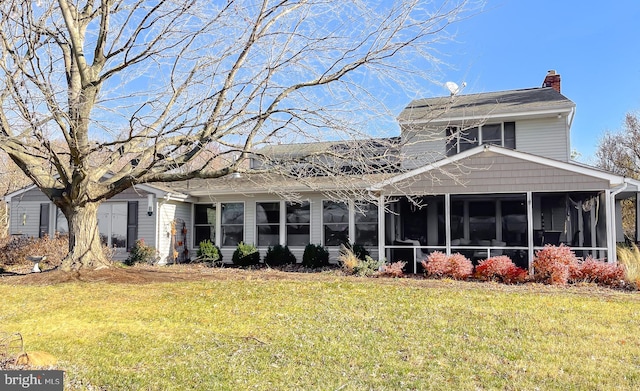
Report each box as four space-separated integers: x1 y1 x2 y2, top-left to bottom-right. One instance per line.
323 201 348 246
446 122 516 156
221 202 244 247
354 203 378 246
194 204 216 246
256 202 280 246
286 201 310 246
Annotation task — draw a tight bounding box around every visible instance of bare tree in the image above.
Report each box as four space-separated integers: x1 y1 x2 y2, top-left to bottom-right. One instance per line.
0 0 479 270
596 112 640 240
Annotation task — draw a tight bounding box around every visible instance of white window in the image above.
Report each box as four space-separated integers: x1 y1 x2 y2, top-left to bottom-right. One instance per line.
446 122 516 156
256 202 280 247
286 201 310 246
97 203 128 250
194 204 216 246
220 202 244 247
323 201 349 246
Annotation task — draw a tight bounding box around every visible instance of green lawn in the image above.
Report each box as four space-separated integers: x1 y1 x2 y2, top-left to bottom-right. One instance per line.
1 271 640 390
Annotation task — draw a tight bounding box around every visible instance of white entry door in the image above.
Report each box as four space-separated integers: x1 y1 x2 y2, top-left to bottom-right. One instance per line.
98 203 128 251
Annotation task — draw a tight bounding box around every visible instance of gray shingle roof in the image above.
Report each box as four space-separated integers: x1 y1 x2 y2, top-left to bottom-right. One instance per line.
398 87 575 123
163 172 393 197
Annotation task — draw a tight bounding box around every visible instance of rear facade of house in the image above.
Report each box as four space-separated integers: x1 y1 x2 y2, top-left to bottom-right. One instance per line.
5 71 639 270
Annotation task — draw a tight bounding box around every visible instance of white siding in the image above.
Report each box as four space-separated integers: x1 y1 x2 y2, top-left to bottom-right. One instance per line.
8 200 43 237
157 202 176 263
400 126 447 170
401 116 572 167
137 198 156 248
516 117 569 162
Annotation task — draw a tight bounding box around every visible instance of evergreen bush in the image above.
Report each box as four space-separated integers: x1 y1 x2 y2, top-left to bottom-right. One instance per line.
302 244 329 268
125 239 157 266
197 240 223 265
263 244 296 266
232 242 260 267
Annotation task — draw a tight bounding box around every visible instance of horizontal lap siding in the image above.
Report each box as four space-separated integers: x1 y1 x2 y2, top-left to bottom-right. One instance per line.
401 127 447 170
391 152 610 195
158 203 177 263
516 117 569 162
8 201 42 236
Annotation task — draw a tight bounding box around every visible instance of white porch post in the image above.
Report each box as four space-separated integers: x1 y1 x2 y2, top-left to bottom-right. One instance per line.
526 191 534 272
377 194 385 262
605 190 615 263
445 193 451 255
348 200 355 244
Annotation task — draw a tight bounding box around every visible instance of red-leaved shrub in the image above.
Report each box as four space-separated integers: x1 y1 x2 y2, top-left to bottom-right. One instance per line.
575 257 625 286
421 251 473 280
475 255 528 284
533 245 580 285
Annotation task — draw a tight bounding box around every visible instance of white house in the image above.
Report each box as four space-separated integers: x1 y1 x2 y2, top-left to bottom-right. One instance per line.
6 71 639 271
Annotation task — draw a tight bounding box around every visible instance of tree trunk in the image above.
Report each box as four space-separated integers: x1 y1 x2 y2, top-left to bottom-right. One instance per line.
60 202 112 271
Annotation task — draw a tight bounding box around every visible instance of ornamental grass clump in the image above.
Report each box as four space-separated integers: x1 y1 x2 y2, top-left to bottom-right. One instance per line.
475 255 528 284
618 244 640 288
338 244 360 274
533 244 579 285
421 251 473 280
377 261 407 278
339 244 382 276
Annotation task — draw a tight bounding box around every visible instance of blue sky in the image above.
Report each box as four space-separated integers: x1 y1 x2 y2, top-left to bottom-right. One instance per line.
434 0 640 163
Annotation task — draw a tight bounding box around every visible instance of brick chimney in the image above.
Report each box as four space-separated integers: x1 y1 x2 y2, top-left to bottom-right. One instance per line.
542 70 561 93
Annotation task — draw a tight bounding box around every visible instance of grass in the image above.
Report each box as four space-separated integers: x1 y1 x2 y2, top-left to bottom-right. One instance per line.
1 271 640 390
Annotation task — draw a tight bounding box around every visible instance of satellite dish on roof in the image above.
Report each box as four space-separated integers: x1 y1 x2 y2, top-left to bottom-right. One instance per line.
445 81 466 96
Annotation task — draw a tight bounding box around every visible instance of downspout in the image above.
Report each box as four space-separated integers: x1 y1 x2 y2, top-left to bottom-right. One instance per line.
609 183 629 263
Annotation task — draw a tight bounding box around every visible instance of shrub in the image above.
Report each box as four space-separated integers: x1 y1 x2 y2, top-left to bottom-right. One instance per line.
0 234 70 268
575 257 625 286
533 245 579 285
197 240 223 265
378 261 406 278
302 244 330 268
125 239 157 266
353 256 385 277
421 251 473 280
264 244 296 266
338 244 360 274
447 253 474 280
232 242 260 267
618 244 640 287
475 255 528 284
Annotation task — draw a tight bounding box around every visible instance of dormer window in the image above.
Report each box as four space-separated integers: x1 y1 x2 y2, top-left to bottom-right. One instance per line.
446 122 515 156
